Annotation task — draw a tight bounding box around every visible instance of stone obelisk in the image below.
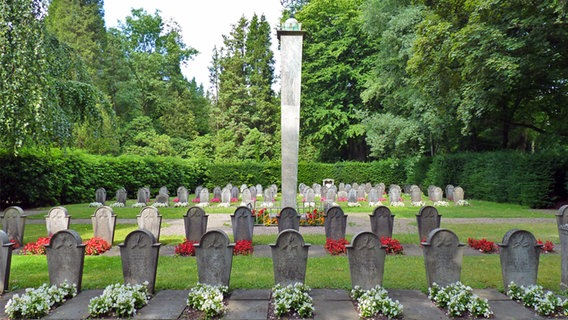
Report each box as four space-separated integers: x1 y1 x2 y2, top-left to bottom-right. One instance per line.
278 18 305 208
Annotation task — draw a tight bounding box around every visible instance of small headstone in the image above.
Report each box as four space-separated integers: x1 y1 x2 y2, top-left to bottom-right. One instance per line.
137 206 162 241
231 206 255 242
411 187 423 203
155 193 169 206
46 229 85 292
264 188 274 203
338 183 345 192
322 178 334 188
376 185 385 198
199 188 209 203
1 206 26 248
346 232 386 290
338 190 348 200
298 183 306 194
352 183 359 191
422 228 464 287
416 206 441 242
557 205 568 229
213 186 222 200
249 186 257 199
365 183 372 194
256 184 263 197
369 206 395 239
357 186 366 200
45 207 70 236
277 207 300 232
221 188 231 206
304 188 315 204
91 206 116 245
159 186 169 196
241 189 253 206
116 188 127 205
0 230 14 293
445 185 455 201
95 188 106 205
195 230 234 286
388 188 401 204
427 185 436 200
143 187 150 203
431 187 443 202
195 186 203 199
498 229 542 290
270 230 310 286
231 186 239 199
137 188 148 204
313 184 321 196
453 187 464 203
240 184 248 192
326 189 337 204
348 189 357 203
324 206 348 240
368 188 379 205
183 207 209 242
345 184 352 193
177 186 189 203
119 229 160 293
559 224 568 290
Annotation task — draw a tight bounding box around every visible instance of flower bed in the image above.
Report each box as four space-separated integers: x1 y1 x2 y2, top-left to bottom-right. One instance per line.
270 283 314 318
428 282 492 318
351 285 403 319
83 237 111 255
507 282 568 316
175 239 198 256
325 238 349 255
88 282 150 318
380 237 404 255
467 238 498 253
22 237 51 255
185 283 228 319
234 240 253 255
5 282 77 319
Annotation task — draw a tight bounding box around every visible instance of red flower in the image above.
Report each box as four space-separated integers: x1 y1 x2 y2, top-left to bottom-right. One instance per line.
325 238 349 255
537 239 554 253
83 237 111 255
22 237 51 255
175 239 198 256
9 239 20 249
230 197 239 203
380 236 404 255
191 198 200 203
467 238 498 253
173 197 180 203
211 197 221 203
234 240 253 256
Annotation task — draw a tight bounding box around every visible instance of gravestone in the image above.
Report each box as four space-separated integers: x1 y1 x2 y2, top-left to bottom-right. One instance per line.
416 206 441 242
453 187 464 203
1 206 26 248
498 229 542 290
352 183 359 191
250 186 258 200
143 187 151 203
557 205 568 229
388 188 401 204
91 206 116 245
264 188 274 203
357 186 366 200
346 232 386 290
195 186 203 199
445 185 455 201
322 178 334 188
369 206 395 239
313 183 321 196
376 185 385 199
277 207 300 232
137 206 162 241
348 189 357 203
368 188 379 205
195 230 234 287
326 189 337 204
345 184 352 193
559 224 568 290
177 186 189 203
116 188 127 205
199 188 209 204
159 186 169 196
231 186 239 200
46 229 85 292
365 183 372 194
241 189 253 206
256 184 263 197
338 190 348 200
270 230 310 286
155 193 169 206
137 188 148 204
422 228 465 287
119 229 160 293
0 231 14 293
221 188 231 206
183 207 209 242
431 187 443 202
427 185 436 200
231 206 255 242
45 206 70 236
324 206 348 240
298 183 306 195
338 183 345 192
411 187 423 203
213 186 222 200
95 188 106 204
240 184 248 192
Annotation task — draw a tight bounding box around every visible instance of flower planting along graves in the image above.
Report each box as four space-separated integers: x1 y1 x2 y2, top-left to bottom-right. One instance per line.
231 206 255 242
559 224 568 290
1 206 26 248
45 206 70 236
0 230 14 294
556 205 568 229
324 206 348 241
498 229 542 290
154 193 169 207
416 206 442 243
422 228 465 287
45 229 85 292
195 230 234 287
137 206 162 242
183 206 208 242
346 231 387 290
453 186 465 204
120 229 161 294
277 207 300 232
271 230 310 286
369 206 395 239
91 206 117 245
95 187 106 205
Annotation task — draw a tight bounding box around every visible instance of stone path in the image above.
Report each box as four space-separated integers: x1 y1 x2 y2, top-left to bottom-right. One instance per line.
0 287 559 319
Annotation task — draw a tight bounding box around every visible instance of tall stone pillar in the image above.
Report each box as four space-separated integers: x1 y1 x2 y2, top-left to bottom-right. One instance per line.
278 18 305 208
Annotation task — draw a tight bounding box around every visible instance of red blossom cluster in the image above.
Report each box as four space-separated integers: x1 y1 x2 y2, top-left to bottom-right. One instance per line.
210 197 221 203
83 237 111 256
357 197 366 202
173 197 180 203
175 239 198 256
537 239 555 253
301 209 324 226
191 198 200 203
22 237 51 255
337 197 348 202
9 239 20 250
467 238 498 253
234 240 253 256
325 238 349 255
230 197 239 203
380 236 404 255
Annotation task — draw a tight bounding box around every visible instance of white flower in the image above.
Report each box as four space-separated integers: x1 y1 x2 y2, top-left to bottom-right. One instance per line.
433 201 449 207
347 202 361 207
196 202 209 208
88 202 103 207
131 202 146 208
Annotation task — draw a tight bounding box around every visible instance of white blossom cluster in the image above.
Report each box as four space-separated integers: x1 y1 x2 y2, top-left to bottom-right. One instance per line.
272 282 314 318
507 282 568 316
196 202 209 208
217 202 231 208
5 282 77 319
110 202 125 207
260 202 274 208
152 202 168 208
455 200 470 206
131 202 146 208
88 282 149 318
432 201 449 207
428 282 492 318
351 285 403 319
88 202 103 207
390 201 405 207
186 283 228 318
174 202 189 207
411 201 426 207
347 202 361 207
368 201 383 207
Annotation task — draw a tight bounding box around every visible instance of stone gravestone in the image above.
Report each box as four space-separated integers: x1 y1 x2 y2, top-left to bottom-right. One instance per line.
411 187 423 203
231 186 239 200
416 206 441 242
199 188 209 204
45 229 85 292
559 224 568 290
453 187 464 203
45 206 70 236
119 229 160 293
183 207 209 242
1 206 26 248
346 232 386 290
137 206 162 241
277 207 300 232
264 188 274 203
177 186 189 204
556 205 568 229
337 190 348 201
213 187 222 200
498 229 542 290
231 206 255 242
304 188 315 205
324 206 348 240
422 228 465 287
240 184 248 192
388 188 401 204
195 186 203 199
376 184 385 199
116 188 127 205
326 189 337 204
143 187 150 203
249 186 257 200
95 188 106 205
256 184 263 198
348 189 357 203
159 186 169 196
221 188 231 206
91 206 117 245
195 230 234 286
357 186 366 200
155 193 169 206
431 187 443 202
241 189 253 207
369 206 395 239
137 188 148 204
445 185 455 201
270 230 310 286
368 188 379 205
0 231 14 293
